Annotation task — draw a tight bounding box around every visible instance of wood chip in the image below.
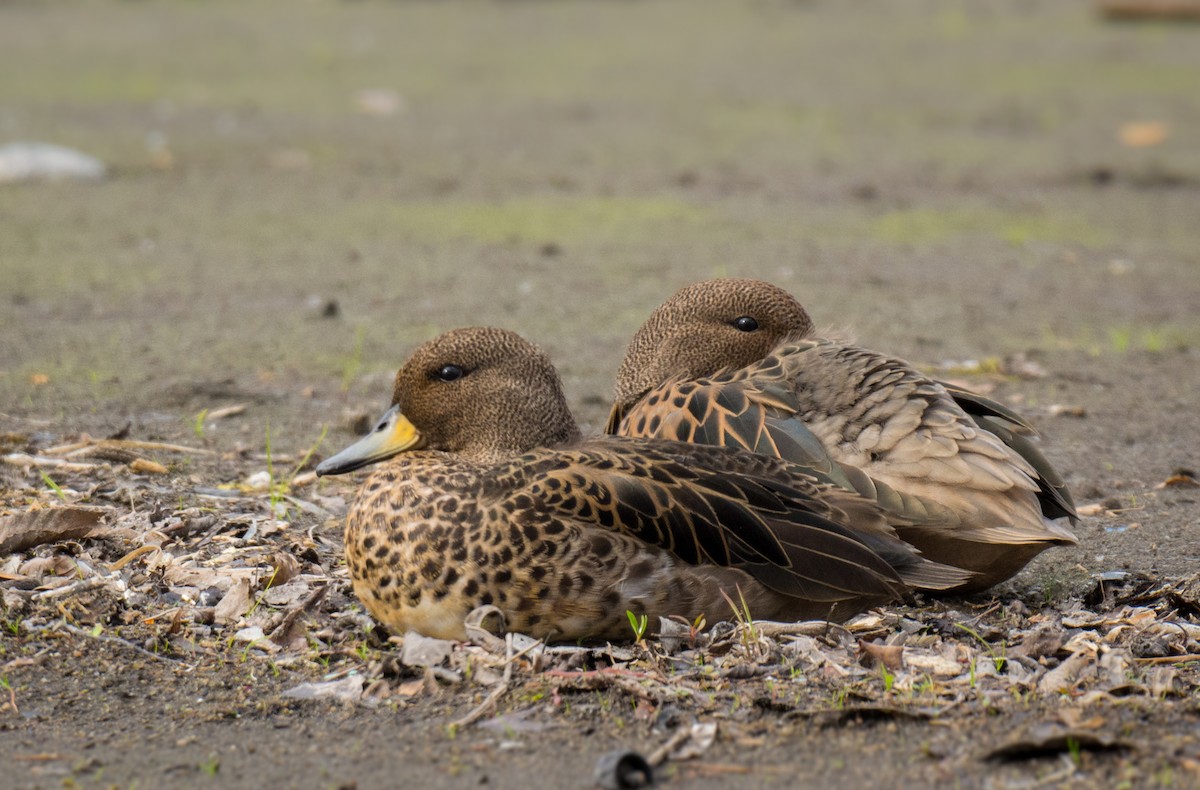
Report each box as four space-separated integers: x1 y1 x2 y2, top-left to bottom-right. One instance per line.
130 458 168 475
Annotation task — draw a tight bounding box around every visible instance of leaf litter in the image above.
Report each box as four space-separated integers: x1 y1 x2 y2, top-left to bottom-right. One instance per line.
3 431 1200 784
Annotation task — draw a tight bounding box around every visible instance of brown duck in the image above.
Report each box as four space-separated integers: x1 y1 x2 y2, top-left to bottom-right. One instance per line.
316 327 970 642
607 279 1078 593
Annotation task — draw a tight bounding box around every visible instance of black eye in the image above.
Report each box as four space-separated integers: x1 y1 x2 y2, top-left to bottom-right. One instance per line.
732 316 759 332
433 364 465 382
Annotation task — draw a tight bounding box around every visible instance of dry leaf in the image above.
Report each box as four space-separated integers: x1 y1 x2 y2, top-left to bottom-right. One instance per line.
213 578 252 625
669 722 718 761
1038 651 1092 694
986 723 1130 761
1001 353 1047 380
1119 121 1169 148
1056 708 1106 730
399 631 454 668
904 651 962 677
0 507 109 553
266 552 301 588
1156 469 1199 489
858 640 904 671
17 555 78 579
355 89 405 116
282 676 364 702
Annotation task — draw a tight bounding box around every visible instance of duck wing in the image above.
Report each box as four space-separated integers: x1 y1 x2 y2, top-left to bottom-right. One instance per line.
496 439 971 603
939 381 1078 523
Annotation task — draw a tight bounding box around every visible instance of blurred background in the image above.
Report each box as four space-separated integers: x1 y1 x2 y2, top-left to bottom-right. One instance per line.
1 0 1198 452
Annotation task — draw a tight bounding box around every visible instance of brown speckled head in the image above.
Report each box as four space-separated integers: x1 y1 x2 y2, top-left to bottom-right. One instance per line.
392 327 580 461
613 279 814 411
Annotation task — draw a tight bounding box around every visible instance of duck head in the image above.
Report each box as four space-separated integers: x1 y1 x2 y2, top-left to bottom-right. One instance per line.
612 279 814 412
317 327 580 474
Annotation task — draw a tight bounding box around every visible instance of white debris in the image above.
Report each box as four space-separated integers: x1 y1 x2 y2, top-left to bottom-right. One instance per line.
0 142 106 182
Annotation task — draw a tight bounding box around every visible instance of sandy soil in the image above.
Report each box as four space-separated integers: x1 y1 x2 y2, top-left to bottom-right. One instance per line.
2 1 1199 788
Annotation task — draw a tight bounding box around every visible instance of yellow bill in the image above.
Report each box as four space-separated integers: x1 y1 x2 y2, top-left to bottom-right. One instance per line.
315 405 425 476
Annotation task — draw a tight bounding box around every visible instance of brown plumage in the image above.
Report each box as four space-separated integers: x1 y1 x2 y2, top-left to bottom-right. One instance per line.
316 327 971 642
608 279 1078 593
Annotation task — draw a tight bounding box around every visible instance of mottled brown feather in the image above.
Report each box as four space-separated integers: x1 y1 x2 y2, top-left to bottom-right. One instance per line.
330 327 971 642
609 279 1078 593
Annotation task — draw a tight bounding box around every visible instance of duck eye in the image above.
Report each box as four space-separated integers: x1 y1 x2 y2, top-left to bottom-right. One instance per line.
732 316 759 332
433 364 465 382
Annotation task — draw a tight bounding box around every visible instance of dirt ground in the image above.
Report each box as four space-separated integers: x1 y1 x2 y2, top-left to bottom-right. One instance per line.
2 1 1200 788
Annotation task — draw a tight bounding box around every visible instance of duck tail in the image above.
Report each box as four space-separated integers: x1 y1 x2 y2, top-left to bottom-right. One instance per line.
896 557 977 592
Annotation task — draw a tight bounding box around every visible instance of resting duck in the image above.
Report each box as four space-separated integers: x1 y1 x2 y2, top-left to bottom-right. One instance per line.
316 327 969 641
607 279 1077 593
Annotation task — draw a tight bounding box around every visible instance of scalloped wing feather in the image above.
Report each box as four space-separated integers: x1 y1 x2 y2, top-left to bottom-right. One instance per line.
500 440 961 602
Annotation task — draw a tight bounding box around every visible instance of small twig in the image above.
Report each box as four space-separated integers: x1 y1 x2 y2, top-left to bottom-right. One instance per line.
205 403 249 420
1 454 99 472
109 544 159 571
753 621 852 640
43 438 215 457
2 681 17 715
0 652 50 674
645 727 692 767
964 602 1002 627
51 622 189 667
31 575 114 602
1135 654 1200 665
451 633 516 730
544 668 670 702
503 637 545 668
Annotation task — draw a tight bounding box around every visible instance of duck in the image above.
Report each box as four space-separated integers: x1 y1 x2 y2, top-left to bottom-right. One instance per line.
607 279 1078 593
315 326 971 642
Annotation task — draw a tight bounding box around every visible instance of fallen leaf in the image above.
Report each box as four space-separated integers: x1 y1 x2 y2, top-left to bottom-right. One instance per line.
1119 121 1169 148
1001 353 1047 380
1156 469 1199 489
479 708 557 734
1146 665 1178 697
282 676 364 703
355 89 405 116
986 723 1131 761
399 631 454 668
265 552 301 588
1056 708 1106 730
213 578 251 625
858 640 904 671
17 555 78 579
669 722 718 761
0 507 110 553
234 626 266 644
1038 651 1092 694
904 651 962 677
395 679 425 697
